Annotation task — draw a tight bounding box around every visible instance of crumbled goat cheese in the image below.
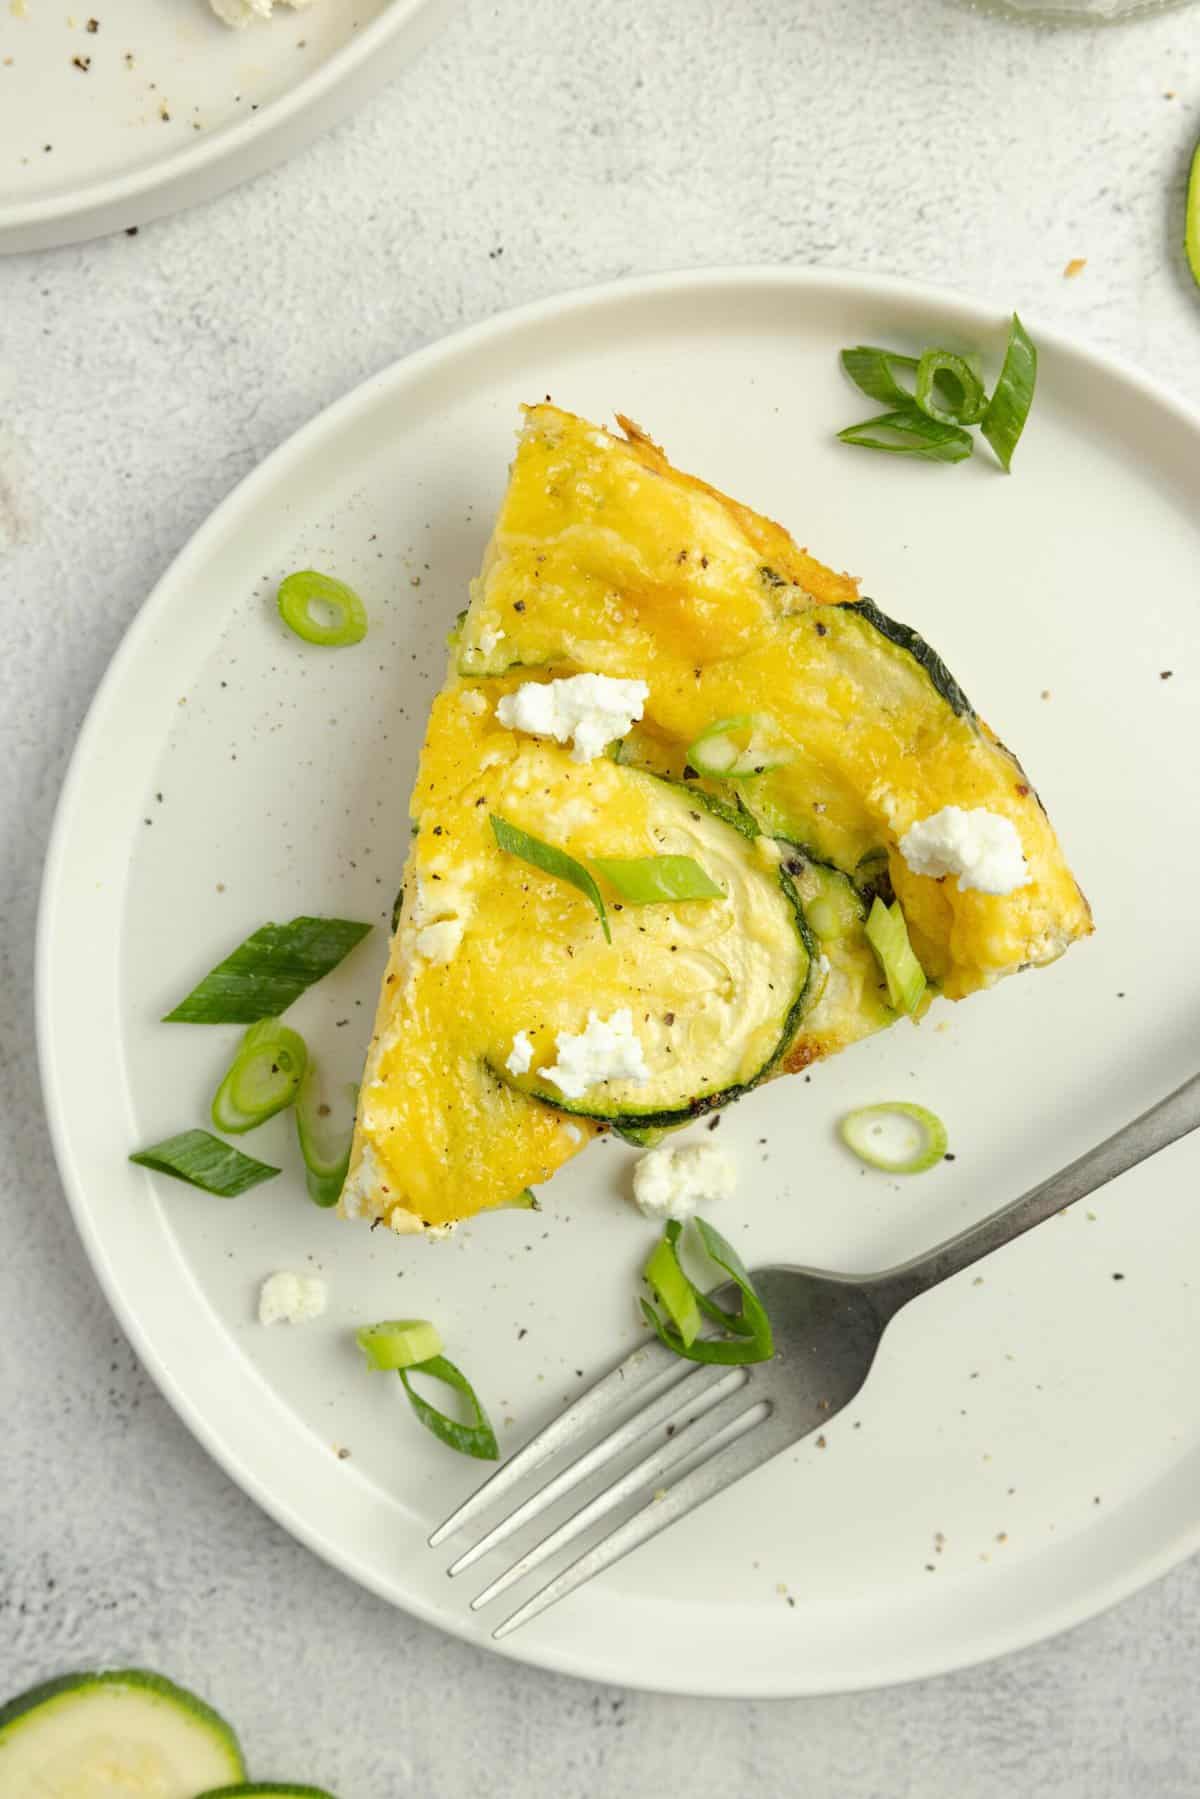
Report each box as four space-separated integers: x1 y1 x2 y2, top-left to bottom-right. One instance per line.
209 0 316 25
415 918 464 963
258 1270 327 1325
539 1008 650 1100
458 689 489 717
505 1030 534 1076
496 674 649 763
899 806 1028 896
632 1142 737 1221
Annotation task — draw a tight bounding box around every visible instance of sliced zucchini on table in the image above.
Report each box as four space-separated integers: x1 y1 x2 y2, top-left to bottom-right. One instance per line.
0 1668 245 1797
196 1786 339 1798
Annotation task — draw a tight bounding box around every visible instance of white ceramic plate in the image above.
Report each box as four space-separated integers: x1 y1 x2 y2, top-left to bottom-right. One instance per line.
38 270 1200 1696
0 0 450 254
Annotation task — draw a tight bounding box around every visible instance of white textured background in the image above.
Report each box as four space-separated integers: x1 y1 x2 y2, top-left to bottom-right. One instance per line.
4 0 1200 1792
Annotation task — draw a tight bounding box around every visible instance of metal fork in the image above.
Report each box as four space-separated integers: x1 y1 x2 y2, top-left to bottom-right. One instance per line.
432 1073 1200 1638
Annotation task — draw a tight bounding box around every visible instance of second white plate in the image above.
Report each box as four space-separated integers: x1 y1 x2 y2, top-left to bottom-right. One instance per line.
0 0 450 253
38 269 1200 1694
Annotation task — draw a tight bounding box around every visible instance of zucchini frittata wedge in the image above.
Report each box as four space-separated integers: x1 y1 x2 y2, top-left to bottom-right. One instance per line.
343 406 1091 1230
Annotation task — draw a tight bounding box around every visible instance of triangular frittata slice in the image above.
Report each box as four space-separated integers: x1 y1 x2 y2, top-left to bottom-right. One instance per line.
343 406 1091 1231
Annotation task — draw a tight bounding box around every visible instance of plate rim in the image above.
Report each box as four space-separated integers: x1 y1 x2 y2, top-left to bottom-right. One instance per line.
35 265 1200 1696
0 0 453 254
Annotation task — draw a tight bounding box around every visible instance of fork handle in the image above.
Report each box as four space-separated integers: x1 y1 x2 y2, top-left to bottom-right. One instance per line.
869 1072 1200 1321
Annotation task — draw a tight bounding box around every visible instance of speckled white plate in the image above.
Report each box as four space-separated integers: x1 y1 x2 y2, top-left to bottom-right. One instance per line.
0 0 450 254
37 270 1200 1695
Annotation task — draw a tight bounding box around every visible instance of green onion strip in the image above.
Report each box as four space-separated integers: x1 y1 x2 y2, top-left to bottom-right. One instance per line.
164 917 372 1025
839 1102 948 1174
129 1129 280 1197
295 1062 357 1207
490 814 611 942
591 855 723 905
399 1355 500 1460
641 1219 774 1366
864 896 927 1015
980 313 1038 472
277 571 368 648
211 1017 307 1135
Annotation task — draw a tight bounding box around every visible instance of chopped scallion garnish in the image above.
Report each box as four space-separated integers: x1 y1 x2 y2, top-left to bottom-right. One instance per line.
210 1017 307 1135
838 316 1039 470
129 1129 280 1197
277 570 368 647
490 814 611 943
399 1355 499 1460
592 854 722 905
641 1219 773 1366
295 1061 356 1207
915 350 987 427
837 411 974 463
643 1225 702 1347
164 917 372 1025
864 896 927 1015
840 345 919 407
357 1318 444 1370
980 314 1038 473
839 1102 948 1174
687 713 791 780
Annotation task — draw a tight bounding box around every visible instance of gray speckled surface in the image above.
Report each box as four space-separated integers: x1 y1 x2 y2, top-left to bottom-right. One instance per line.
4 0 1200 1790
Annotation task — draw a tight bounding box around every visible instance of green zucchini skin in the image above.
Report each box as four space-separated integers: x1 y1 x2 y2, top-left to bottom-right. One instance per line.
195 1787 339 1798
0 1671 243 1756
844 597 975 721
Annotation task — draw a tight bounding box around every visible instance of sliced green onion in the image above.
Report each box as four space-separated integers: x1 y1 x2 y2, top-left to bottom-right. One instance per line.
277 570 368 648
295 1062 356 1207
357 1318 444 1370
1187 139 1200 289
840 345 919 407
839 1102 948 1174
837 410 974 463
164 917 372 1025
687 713 790 780
980 313 1038 472
641 1218 774 1366
130 1129 279 1197
643 1225 702 1347
591 854 722 905
210 1018 307 1135
915 350 988 426
490 814 611 943
399 1355 499 1460
865 896 927 1015
499 1187 541 1210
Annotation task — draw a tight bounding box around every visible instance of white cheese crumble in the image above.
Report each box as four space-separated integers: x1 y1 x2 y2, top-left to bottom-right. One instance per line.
632 1142 737 1221
458 689 489 717
408 874 472 967
415 918 464 964
898 806 1028 896
209 0 316 25
495 674 649 764
539 1008 650 1100
258 1271 327 1326
505 1030 534 1076
477 625 505 658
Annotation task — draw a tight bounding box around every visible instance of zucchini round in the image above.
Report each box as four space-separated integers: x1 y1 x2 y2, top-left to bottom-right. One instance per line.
0 1669 245 1797
488 763 814 1126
